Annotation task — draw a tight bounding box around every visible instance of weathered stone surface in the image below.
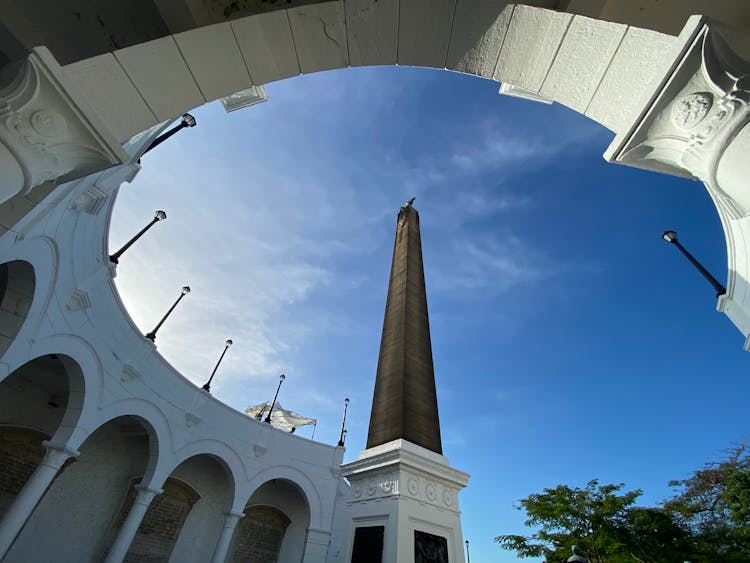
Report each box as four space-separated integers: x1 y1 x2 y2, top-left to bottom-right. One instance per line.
446 0 513 78
494 6 572 91
367 205 442 454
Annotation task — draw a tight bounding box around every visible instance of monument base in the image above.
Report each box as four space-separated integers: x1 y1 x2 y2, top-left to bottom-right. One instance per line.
340 440 469 562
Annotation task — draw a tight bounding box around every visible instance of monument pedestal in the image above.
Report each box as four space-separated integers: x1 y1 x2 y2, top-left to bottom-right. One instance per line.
341 440 469 563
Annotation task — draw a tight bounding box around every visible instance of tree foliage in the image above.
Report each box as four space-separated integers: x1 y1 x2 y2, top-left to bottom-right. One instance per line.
665 441 750 560
496 440 750 562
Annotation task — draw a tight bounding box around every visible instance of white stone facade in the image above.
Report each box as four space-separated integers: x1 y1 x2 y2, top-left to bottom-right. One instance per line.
341 440 469 563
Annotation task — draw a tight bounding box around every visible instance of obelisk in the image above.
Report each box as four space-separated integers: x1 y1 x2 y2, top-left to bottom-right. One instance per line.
367 201 442 454
341 201 469 563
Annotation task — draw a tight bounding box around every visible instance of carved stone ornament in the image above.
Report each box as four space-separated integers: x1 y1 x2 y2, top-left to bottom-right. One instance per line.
442 488 453 507
381 476 394 494
66 288 91 310
184 412 202 427
425 481 437 501
407 476 419 496
0 47 127 205
608 22 750 220
120 364 141 382
352 483 363 498
671 92 713 129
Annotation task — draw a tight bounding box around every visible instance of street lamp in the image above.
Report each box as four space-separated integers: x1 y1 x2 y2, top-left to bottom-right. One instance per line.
264 374 286 423
662 230 726 296
465 539 470 563
142 114 197 155
201 339 233 392
145 286 190 341
337 397 350 447
109 210 166 264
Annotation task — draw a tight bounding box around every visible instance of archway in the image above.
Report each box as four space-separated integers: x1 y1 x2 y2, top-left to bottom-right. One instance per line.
0 354 85 519
3 415 156 563
229 479 311 563
0 261 35 358
116 453 235 563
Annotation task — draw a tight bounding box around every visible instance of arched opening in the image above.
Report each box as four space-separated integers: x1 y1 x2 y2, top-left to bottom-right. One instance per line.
0 260 35 358
229 479 311 563
0 354 84 520
4 415 155 563
102 475 201 562
121 453 235 563
0 427 48 521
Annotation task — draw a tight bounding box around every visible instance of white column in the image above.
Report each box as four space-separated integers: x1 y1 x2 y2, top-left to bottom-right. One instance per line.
210 510 245 563
103 484 163 563
0 442 79 559
303 528 332 562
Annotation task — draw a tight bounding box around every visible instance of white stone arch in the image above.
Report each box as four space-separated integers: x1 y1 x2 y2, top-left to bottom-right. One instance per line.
96 398 174 485
240 464 324 531
0 334 105 449
45 3 748 345
0 236 58 362
164 439 244 503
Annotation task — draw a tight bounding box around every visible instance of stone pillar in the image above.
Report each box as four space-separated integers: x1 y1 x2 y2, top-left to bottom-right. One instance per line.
0 442 78 559
103 484 163 563
302 528 332 562
0 47 126 205
210 510 245 563
604 17 750 348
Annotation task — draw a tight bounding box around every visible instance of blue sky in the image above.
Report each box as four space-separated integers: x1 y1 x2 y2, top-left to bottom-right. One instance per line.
109 65 750 562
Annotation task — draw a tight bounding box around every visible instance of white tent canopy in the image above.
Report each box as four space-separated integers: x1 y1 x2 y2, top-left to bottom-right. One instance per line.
245 401 316 432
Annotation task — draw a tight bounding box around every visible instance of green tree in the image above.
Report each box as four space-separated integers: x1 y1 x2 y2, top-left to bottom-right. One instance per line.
495 480 693 562
665 441 750 560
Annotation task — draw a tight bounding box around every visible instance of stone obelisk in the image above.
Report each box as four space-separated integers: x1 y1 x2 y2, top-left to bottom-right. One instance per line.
341 201 469 563
367 201 442 454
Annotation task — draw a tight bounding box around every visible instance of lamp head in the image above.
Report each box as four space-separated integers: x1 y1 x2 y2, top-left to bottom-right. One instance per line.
279 373 286 382
181 286 191 295
154 210 167 221
662 230 678 243
225 339 233 347
181 113 197 127
344 397 350 406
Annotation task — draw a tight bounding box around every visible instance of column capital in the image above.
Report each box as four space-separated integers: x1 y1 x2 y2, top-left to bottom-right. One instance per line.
606 18 750 220
225 510 245 520
41 440 80 468
0 47 127 205
133 484 163 505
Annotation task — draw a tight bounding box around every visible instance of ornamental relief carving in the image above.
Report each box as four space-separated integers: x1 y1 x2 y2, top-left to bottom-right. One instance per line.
351 473 399 501
671 92 713 129
0 49 126 205
617 28 750 220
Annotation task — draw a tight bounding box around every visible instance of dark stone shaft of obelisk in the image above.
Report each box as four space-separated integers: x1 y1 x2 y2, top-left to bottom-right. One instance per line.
366 205 443 454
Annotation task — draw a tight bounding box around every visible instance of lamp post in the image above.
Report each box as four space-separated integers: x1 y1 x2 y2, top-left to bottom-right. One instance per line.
201 339 233 392
340 429 347 445
264 374 286 423
662 230 726 296
109 210 166 264
465 539 470 563
337 398 350 447
145 286 190 341
142 114 196 155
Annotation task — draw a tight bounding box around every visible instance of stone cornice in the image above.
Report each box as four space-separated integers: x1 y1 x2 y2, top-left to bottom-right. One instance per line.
341 440 469 488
